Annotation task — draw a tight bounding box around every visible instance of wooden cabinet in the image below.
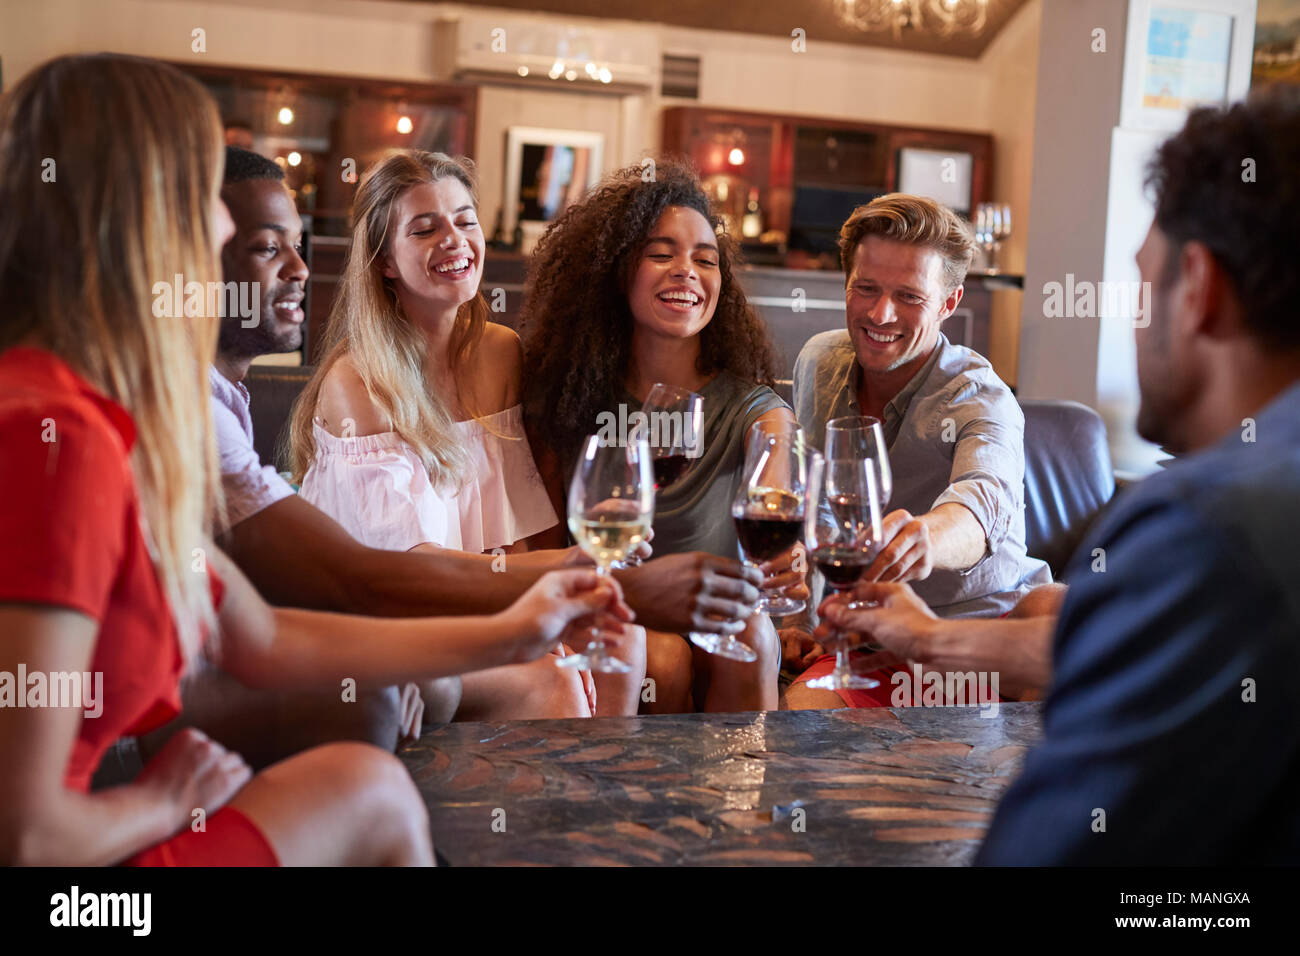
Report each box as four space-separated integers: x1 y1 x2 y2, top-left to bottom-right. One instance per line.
662 106 993 269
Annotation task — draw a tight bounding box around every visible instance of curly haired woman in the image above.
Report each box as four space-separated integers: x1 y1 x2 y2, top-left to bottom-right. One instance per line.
521 158 804 712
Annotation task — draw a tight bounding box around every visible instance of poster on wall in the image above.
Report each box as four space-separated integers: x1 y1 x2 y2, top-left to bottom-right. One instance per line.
1252 0 1300 87
1141 6 1235 111
1121 0 1257 130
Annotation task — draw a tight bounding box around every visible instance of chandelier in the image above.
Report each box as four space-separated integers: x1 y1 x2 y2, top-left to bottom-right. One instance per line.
836 0 990 40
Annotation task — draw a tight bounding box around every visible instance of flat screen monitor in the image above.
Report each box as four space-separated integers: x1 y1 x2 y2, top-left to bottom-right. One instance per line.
896 147 974 217
788 185 885 256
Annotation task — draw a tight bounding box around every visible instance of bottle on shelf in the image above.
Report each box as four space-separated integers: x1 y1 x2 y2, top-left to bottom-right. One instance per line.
512 202 525 251
741 187 763 239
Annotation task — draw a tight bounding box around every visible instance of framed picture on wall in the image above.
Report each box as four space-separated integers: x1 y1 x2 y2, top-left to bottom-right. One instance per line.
1120 0 1258 130
1252 0 1300 88
503 126 604 246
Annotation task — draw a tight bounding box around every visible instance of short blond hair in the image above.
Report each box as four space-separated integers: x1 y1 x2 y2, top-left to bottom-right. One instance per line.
838 193 976 294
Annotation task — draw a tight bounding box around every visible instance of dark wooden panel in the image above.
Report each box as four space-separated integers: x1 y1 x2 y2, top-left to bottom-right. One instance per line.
402 703 1042 866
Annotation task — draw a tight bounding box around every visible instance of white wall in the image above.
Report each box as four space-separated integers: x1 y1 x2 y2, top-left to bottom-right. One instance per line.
1018 0 1255 476
980 0 1043 386
1018 0 1129 410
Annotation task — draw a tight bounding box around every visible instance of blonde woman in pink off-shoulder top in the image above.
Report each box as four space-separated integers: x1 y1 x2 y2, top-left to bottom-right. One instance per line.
288 151 646 720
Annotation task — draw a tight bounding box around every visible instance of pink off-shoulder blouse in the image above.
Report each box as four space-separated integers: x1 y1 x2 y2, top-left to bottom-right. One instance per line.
300 404 557 554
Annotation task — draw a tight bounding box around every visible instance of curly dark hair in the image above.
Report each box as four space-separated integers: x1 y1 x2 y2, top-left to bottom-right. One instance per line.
520 157 779 466
1146 84 1300 348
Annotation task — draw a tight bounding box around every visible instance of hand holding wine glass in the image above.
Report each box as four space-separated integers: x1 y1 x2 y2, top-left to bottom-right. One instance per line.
740 422 814 617
560 434 654 674
804 456 884 691
503 567 634 664
693 434 817 663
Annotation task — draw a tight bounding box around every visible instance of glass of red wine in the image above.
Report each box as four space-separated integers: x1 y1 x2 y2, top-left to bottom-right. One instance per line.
642 383 704 491
804 456 884 690
742 421 813 616
824 416 892 510
715 434 819 647
614 383 704 570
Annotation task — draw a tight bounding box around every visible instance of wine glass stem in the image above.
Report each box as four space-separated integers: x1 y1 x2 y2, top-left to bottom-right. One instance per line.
834 645 853 679
588 561 612 652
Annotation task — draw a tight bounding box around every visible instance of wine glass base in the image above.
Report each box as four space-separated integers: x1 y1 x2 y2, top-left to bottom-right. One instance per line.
555 648 632 674
805 672 880 691
757 595 806 617
689 632 758 663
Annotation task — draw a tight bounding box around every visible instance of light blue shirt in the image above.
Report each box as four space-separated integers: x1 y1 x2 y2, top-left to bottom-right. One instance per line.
793 330 1051 617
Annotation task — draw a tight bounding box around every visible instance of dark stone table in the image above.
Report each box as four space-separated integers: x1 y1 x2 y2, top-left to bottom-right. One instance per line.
401 703 1043 866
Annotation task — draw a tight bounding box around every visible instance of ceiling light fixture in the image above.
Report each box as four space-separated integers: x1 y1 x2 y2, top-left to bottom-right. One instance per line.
836 0 989 40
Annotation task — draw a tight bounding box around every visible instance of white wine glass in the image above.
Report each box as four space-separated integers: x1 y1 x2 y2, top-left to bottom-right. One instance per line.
559 433 654 674
804 457 883 691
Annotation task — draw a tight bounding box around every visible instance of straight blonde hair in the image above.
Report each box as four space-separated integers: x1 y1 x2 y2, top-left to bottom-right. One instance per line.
289 151 489 488
0 54 224 663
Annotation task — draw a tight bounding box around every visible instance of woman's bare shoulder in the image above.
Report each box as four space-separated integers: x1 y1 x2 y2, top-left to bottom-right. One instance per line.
316 354 391 437
469 322 523 411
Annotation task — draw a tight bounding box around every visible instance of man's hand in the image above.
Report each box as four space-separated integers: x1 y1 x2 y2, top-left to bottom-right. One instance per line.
818 580 940 662
614 553 761 635
760 544 811 604
779 627 824 671
866 510 935 583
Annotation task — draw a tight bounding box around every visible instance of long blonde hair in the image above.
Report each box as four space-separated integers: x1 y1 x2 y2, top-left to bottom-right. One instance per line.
289 150 489 488
0 54 224 663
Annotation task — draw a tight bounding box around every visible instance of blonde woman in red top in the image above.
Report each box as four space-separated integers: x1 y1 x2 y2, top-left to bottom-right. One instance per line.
0 54 628 867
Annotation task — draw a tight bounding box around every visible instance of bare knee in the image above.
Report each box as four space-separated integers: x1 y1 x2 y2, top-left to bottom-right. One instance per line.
420 676 462 725
524 658 591 718
749 616 782 678
324 743 432 865
781 682 846 710
643 629 693 713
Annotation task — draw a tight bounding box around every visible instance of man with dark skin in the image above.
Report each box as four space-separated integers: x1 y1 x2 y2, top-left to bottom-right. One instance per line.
162 148 763 764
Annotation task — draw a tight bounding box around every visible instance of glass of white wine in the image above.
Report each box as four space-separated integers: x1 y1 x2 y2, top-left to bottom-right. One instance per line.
559 433 654 674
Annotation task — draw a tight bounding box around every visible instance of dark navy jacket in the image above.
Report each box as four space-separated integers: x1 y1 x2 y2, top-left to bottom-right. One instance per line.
977 381 1300 865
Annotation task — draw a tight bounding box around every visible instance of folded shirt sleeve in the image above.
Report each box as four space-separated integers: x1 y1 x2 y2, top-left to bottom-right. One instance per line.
930 381 1027 572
